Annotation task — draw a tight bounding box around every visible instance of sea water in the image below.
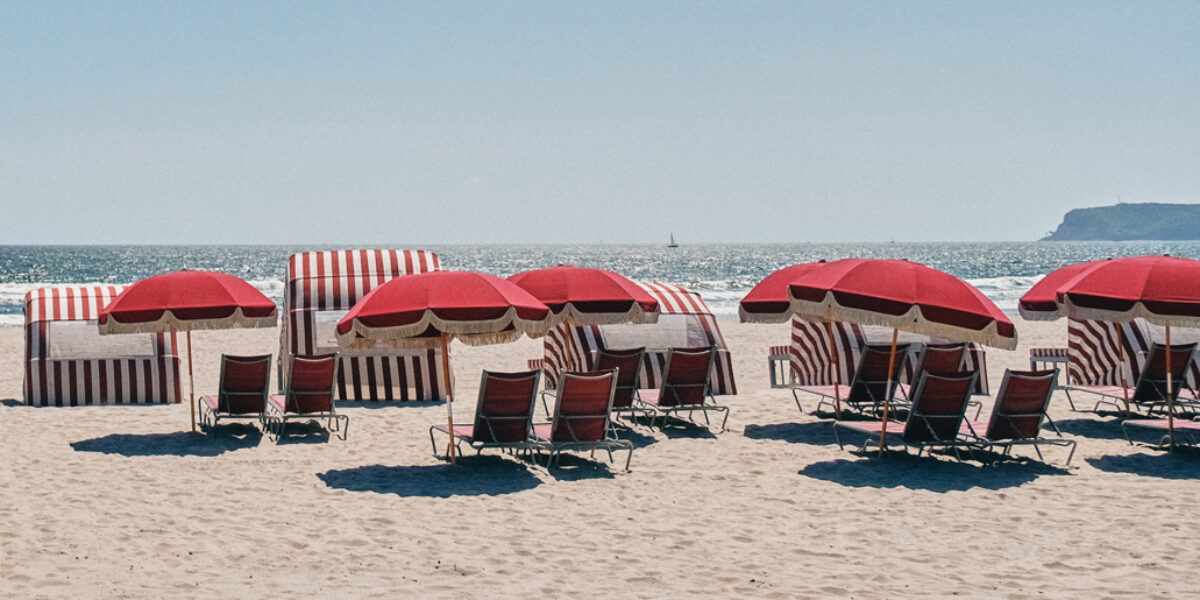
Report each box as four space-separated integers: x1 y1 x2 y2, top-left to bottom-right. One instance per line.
4 241 1200 325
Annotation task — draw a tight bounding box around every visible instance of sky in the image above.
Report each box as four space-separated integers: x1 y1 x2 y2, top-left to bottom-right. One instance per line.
2 1 1199 244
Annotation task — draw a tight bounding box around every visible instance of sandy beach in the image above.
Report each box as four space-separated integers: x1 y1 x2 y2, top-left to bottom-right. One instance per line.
1 316 1197 599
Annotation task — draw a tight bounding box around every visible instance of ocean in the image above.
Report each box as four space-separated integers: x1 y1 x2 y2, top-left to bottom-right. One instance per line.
5 241 1200 325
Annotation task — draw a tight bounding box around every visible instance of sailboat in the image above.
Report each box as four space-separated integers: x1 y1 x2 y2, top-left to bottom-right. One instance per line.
667 233 679 248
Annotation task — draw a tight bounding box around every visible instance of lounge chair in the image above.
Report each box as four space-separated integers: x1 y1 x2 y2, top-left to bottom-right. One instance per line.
1121 416 1200 447
834 370 978 460
264 353 347 441
799 343 912 416
637 347 729 431
961 369 1076 465
892 343 969 410
198 354 272 433
429 370 541 459
531 370 633 471
594 347 646 421
1064 342 1197 414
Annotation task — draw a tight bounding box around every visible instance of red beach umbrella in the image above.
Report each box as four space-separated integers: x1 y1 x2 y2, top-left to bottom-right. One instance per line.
98 270 278 432
1019 255 1200 444
507 265 659 327
337 270 552 463
785 258 1016 454
1017 259 1109 321
738 262 829 323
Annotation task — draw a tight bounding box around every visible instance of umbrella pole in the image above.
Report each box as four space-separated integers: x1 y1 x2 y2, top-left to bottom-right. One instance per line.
1167 326 1176 449
878 329 899 456
187 330 196 433
440 333 456 464
824 321 842 417
1117 325 1130 417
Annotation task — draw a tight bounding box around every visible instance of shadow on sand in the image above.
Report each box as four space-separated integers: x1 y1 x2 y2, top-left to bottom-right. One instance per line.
71 424 262 457
1086 449 1200 480
744 421 838 446
1052 417 1127 441
624 415 718 439
317 455 542 497
799 456 1069 492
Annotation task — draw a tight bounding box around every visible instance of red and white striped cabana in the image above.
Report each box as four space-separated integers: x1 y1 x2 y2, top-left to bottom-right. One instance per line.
786 316 991 395
535 282 736 395
24 286 181 406
280 249 449 401
1067 318 1200 387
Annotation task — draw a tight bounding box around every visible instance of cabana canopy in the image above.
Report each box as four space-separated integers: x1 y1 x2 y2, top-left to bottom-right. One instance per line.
24 286 181 406
280 249 448 401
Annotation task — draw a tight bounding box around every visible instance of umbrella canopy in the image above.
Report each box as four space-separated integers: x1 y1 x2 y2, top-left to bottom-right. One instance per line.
1049 255 1200 327
1018 259 1109 321
507 265 659 326
787 258 1017 350
738 261 829 323
336 270 552 348
98 270 277 334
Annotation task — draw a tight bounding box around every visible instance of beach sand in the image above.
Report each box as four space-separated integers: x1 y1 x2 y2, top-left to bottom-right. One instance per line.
1 317 1197 599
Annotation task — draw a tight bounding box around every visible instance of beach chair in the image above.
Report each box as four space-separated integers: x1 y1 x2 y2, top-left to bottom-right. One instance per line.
834 370 978 460
594 347 646 421
531 370 633 471
197 354 271 433
892 343 968 409
637 347 729 431
961 369 1076 465
1065 342 1197 414
264 353 347 441
800 344 912 416
429 370 541 459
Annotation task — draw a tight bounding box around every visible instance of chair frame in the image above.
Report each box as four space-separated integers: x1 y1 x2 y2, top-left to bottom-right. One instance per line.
637 347 729 431
834 370 979 461
264 353 347 441
198 353 272 433
531 369 633 471
807 343 913 416
961 369 1077 465
429 370 542 459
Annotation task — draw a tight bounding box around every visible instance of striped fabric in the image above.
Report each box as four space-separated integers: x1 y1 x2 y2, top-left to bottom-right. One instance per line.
1029 347 1069 358
538 282 737 395
280 249 449 401
24 286 181 406
1067 318 1200 387
787 316 990 395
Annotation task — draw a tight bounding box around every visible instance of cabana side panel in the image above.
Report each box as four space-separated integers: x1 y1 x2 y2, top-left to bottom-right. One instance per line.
281 249 448 401
788 316 990 395
1067 318 1200 387
24 286 181 406
538 282 736 395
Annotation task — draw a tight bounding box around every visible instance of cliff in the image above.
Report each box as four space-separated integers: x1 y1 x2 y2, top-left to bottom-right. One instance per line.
1042 203 1200 241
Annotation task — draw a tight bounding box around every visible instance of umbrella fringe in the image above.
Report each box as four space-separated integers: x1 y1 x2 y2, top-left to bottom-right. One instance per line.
338 306 552 348
1062 297 1200 328
789 296 1018 350
99 310 278 334
738 306 795 324
554 304 660 327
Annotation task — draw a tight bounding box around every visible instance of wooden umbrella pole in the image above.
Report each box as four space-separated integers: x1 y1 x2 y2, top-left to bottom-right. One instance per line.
187 330 196 433
824 320 842 417
878 329 899 456
1117 325 1130 417
440 333 456 464
1167 325 1176 449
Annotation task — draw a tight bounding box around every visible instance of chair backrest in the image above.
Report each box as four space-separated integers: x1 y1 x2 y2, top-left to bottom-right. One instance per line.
985 369 1056 441
551 370 618 442
595 347 645 409
218 354 272 414
284 353 339 414
655 347 716 407
902 370 977 442
1132 342 1197 402
847 344 912 405
913 343 967 377
472 370 541 444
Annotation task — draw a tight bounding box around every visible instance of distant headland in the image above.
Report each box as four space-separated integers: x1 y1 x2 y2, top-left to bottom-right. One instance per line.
1042 203 1200 241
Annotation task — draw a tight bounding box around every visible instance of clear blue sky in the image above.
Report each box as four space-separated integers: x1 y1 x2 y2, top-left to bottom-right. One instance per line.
2 1 1198 244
